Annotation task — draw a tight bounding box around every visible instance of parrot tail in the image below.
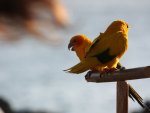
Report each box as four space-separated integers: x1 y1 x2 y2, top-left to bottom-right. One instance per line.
128 84 150 111
64 58 98 74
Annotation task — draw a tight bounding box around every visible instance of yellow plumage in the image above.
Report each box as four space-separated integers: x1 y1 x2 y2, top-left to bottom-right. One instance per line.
68 34 92 61
65 20 128 74
65 25 149 109
67 34 105 73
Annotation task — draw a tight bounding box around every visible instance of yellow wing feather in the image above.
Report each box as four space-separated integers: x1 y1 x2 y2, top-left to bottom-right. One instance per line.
86 31 128 58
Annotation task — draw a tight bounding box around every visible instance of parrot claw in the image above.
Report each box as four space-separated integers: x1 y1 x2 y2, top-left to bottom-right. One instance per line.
100 68 118 75
85 71 93 80
119 66 126 70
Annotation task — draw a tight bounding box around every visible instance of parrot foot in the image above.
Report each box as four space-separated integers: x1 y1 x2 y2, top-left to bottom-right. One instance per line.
100 68 118 75
85 71 93 80
119 66 126 71
85 70 100 80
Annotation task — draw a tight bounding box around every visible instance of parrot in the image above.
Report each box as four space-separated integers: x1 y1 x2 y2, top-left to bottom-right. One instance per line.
68 34 124 71
65 20 128 74
66 34 150 110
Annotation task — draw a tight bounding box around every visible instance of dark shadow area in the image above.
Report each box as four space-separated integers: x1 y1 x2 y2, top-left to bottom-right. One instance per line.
131 101 150 113
0 97 56 113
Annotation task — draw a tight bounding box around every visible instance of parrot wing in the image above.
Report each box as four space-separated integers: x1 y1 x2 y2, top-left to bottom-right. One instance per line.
86 32 104 54
85 31 127 64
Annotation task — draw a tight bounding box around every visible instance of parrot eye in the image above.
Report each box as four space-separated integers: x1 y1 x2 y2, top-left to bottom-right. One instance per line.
127 25 129 28
73 40 77 43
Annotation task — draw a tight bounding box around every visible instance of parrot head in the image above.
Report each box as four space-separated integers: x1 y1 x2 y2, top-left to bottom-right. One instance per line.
68 35 85 51
105 20 129 34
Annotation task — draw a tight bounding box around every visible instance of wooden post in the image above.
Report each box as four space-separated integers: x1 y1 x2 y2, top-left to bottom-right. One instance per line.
117 81 128 113
85 66 150 82
84 66 150 113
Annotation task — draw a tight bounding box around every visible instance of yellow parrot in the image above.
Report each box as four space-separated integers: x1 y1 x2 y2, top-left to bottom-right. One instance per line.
68 34 124 71
68 34 92 61
65 20 128 74
67 34 149 109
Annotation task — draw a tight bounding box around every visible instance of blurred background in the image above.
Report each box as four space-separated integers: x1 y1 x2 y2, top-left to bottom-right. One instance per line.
0 0 150 113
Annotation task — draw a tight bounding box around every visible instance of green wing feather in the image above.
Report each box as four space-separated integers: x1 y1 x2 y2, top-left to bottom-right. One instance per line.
93 48 116 64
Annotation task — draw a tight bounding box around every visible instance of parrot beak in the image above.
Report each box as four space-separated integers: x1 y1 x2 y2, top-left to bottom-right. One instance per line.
68 42 75 51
